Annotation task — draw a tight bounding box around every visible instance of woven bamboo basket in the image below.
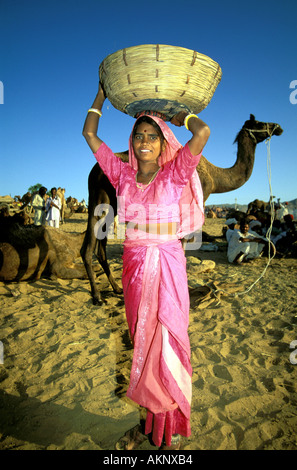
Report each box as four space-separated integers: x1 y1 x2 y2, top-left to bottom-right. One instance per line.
99 44 222 120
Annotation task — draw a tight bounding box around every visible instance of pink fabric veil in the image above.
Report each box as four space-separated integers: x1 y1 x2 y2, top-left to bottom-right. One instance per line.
128 114 205 238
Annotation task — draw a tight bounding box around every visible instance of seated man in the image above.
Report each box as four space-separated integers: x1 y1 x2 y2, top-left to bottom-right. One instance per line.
248 219 262 234
274 214 297 256
227 219 268 264
225 218 237 242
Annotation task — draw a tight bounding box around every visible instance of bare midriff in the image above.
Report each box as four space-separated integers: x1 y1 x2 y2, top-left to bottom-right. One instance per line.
125 222 178 235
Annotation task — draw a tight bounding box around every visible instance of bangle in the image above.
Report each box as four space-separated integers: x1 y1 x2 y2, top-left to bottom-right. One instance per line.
184 114 198 130
88 108 102 117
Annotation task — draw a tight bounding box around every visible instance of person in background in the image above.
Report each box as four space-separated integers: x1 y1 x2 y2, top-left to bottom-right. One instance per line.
45 187 61 228
224 218 237 242
248 218 262 234
275 201 289 221
227 219 269 264
32 186 47 226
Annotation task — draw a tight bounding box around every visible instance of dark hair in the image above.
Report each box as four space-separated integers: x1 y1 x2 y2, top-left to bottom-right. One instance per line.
240 218 249 229
39 186 47 196
132 116 165 144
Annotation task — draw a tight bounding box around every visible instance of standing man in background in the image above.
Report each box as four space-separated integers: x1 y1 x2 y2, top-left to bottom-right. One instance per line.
32 186 47 226
45 187 61 228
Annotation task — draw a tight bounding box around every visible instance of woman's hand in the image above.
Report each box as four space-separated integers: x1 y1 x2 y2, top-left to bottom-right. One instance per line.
172 111 210 155
170 111 188 127
98 81 106 101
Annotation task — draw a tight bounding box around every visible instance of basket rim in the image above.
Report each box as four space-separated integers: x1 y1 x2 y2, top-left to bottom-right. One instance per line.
99 44 222 119
99 43 221 67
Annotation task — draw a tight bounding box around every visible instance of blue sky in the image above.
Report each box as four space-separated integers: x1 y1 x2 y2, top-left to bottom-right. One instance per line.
1 0 296 206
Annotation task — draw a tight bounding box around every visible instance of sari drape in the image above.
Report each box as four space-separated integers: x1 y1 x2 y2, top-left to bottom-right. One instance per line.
122 231 192 446
94 115 205 447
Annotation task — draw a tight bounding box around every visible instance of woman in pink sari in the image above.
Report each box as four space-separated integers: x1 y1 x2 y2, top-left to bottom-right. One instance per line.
83 83 210 450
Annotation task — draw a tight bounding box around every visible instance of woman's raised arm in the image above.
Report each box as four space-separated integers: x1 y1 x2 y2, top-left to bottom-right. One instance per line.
82 83 106 153
171 111 210 156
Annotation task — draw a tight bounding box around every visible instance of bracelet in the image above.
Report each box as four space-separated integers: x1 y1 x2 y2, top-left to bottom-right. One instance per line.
88 108 102 117
184 114 198 130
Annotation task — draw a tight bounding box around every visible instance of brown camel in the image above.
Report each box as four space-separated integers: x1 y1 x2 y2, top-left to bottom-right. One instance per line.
0 220 99 281
81 114 283 305
57 187 66 224
20 191 32 207
207 209 217 219
0 203 32 225
198 115 282 200
247 198 270 214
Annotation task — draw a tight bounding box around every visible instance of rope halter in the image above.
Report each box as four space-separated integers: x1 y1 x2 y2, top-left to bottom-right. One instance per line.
245 124 280 143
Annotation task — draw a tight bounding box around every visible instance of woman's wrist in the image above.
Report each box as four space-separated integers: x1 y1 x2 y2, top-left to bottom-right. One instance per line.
88 108 102 117
184 114 199 130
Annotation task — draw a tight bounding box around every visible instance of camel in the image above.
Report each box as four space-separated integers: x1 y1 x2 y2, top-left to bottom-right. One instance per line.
0 219 99 282
0 203 32 225
12 191 41 223
247 198 270 214
198 115 282 200
225 209 249 222
57 188 66 224
66 197 88 214
81 114 283 305
207 209 217 219
20 191 32 207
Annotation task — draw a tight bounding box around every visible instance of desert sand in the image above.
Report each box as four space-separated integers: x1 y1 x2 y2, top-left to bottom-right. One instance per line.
0 215 296 451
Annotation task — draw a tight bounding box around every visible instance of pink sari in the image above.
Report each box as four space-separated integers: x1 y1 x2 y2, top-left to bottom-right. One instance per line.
121 116 204 447
123 234 192 446
128 114 204 239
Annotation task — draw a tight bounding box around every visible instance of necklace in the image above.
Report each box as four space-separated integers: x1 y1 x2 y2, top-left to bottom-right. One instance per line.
135 168 160 191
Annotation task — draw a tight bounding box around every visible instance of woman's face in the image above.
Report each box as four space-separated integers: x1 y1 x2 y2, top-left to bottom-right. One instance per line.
132 122 165 164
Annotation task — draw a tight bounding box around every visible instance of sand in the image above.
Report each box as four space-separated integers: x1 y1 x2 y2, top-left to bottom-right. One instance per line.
0 215 296 451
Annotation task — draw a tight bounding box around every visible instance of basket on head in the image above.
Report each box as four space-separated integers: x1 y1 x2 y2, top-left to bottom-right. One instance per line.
99 44 222 121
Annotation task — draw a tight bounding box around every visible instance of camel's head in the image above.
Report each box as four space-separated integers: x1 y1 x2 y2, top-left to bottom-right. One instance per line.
241 114 283 143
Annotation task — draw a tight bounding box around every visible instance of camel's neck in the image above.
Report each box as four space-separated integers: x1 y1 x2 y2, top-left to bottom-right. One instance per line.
206 129 257 196
233 129 257 180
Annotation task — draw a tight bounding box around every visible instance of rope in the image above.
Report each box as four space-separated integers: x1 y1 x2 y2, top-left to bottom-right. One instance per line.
215 126 277 298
